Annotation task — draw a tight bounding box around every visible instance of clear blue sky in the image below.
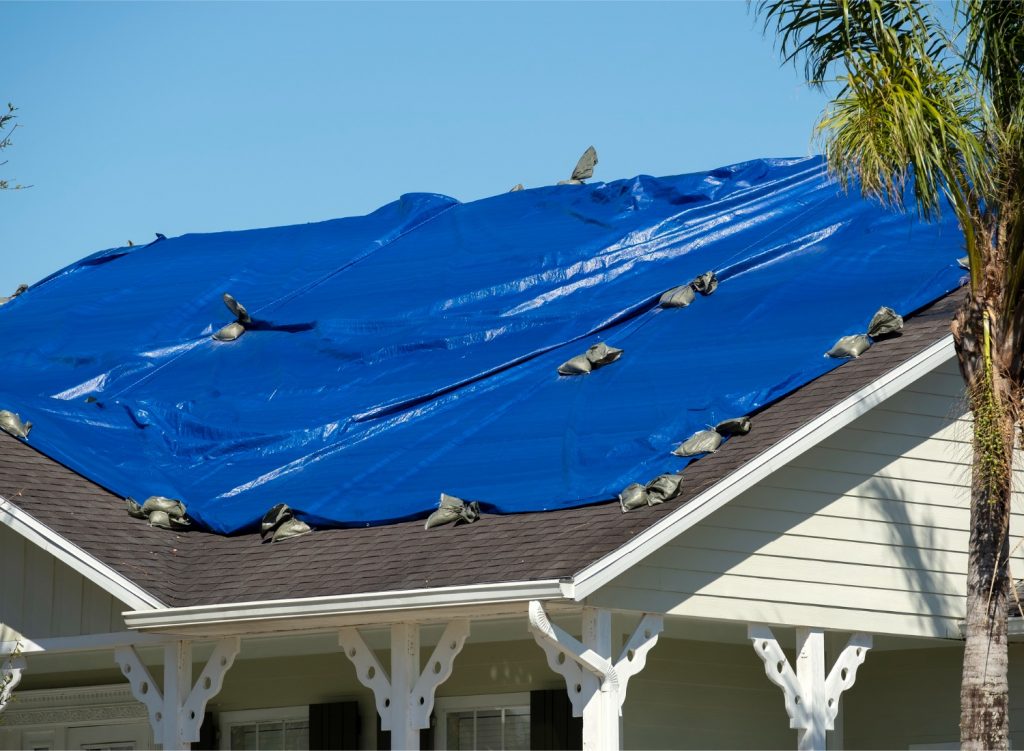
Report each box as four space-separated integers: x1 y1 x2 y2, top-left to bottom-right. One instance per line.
2 1 829 292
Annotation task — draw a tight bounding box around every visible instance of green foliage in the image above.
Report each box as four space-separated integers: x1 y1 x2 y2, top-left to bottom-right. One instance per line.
755 3 1024 745
756 0 1023 314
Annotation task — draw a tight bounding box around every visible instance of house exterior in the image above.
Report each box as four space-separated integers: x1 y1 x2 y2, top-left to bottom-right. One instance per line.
1 289 1021 751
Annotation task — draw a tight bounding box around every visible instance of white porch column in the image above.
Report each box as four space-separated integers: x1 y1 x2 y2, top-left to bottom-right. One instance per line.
115 637 240 750
0 648 26 714
339 619 470 750
528 601 663 751
748 625 871 751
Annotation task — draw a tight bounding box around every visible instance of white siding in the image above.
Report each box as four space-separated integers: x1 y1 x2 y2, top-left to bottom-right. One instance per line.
589 357 1024 639
0 524 128 640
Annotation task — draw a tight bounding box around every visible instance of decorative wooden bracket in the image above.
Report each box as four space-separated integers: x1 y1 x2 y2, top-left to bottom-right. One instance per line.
0 650 26 714
528 601 662 751
115 637 239 750
339 619 470 750
748 625 871 751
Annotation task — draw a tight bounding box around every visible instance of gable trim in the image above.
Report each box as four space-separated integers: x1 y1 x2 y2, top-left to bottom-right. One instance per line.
0 495 165 611
567 334 957 601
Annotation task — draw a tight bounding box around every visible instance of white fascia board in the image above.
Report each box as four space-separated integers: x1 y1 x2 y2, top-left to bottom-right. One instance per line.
2 631 168 655
0 495 165 611
124 579 568 632
569 334 957 601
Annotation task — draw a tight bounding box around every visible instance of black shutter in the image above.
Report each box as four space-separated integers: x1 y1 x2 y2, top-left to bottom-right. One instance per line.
192 712 217 750
310 701 361 750
530 689 582 750
375 713 434 750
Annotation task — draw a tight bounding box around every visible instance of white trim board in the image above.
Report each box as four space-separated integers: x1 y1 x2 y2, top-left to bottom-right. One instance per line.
568 334 957 600
124 579 568 633
1 631 168 656
0 495 165 611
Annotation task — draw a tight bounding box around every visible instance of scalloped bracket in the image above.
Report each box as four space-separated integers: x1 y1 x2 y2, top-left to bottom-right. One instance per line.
528 602 663 751
748 625 871 750
339 620 469 750
1 651 26 714
115 637 239 750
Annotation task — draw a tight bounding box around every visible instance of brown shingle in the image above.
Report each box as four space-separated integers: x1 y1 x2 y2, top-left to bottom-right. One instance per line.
0 290 964 608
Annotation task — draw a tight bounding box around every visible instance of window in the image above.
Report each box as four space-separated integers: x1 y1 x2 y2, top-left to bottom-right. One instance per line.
435 693 530 751
218 707 309 751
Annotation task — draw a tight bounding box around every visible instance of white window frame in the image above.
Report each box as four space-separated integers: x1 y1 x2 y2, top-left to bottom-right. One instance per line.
434 692 530 751
217 705 309 750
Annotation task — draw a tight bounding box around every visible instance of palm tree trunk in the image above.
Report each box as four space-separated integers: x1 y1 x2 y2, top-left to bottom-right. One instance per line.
956 292 1020 751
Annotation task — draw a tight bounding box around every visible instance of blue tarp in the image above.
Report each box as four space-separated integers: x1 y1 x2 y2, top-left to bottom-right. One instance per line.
0 156 965 534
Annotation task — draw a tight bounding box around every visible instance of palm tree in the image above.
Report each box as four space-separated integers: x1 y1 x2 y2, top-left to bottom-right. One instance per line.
755 1 1023 747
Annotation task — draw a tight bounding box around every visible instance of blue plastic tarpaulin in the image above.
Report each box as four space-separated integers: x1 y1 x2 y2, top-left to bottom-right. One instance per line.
0 156 965 534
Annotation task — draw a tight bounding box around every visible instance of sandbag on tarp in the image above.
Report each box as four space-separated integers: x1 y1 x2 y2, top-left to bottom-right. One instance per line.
0 410 31 439
0 156 965 533
826 305 905 358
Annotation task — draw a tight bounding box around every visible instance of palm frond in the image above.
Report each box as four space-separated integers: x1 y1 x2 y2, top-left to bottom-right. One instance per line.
757 0 945 86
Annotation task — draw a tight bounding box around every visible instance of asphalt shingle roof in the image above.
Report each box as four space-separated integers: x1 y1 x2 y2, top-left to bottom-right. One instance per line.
0 290 963 609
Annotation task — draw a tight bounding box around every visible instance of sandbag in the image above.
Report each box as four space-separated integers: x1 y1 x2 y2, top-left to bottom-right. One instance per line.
715 416 751 437
645 473 683 504
619 473 684 512
142 496 188 519
672 429 722 457
659 284 696 308
618 483 649 512
867 306 904 339
260 502 312 542
558 146 599 185
691 271 718 296
825 333 873 358
425 493 482 529
0 410 31 439
213 293 252 342
557 342 623 376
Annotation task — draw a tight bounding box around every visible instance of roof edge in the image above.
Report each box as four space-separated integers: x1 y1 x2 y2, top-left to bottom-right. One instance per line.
568 333 958 601
0 495 166 611
123 578 570 632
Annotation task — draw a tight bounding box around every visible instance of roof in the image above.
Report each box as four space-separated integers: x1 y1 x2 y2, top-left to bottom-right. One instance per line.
0 288 963 609
0 156 964 535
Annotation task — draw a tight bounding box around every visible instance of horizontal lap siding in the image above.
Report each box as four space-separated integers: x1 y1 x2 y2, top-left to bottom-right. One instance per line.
0 524 126 640
590 357 1024 639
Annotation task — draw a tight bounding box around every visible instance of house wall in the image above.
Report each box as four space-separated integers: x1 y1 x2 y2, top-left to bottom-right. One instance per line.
844 642 1024 749
589 357 1024 639
17 634 1024 749
0 524 128 641
6 637 801 750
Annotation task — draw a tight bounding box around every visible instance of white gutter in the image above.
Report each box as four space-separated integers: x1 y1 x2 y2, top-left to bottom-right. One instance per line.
125 579 570 632
66 335 959 633
0 495 165 611
569 334 957 600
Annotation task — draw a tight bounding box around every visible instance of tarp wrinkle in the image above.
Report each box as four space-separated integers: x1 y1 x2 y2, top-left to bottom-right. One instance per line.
0 156 964 534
